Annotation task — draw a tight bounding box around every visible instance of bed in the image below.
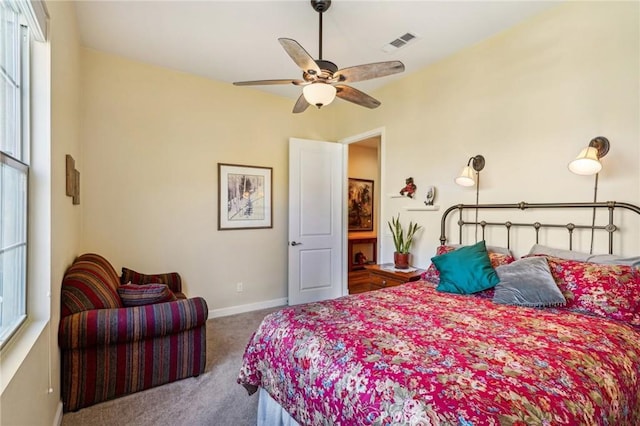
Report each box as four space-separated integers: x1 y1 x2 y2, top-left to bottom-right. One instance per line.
238 201 640 425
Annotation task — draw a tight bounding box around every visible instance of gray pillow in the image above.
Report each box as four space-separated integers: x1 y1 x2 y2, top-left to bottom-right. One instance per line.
493 257 566 308
585 253 640 267
527 244 590 261
528 244 640 268
449 243 514 256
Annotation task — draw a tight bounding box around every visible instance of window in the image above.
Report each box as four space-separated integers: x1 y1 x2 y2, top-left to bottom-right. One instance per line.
0 2 30 348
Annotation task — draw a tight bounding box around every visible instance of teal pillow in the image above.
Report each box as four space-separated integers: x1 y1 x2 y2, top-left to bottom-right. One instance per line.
433 240 499 294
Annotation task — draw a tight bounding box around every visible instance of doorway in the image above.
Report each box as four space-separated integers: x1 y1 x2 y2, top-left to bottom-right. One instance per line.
341 129 383 295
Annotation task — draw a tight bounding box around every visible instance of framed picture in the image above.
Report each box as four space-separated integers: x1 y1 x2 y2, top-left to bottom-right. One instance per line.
218 163 272 230
348 178 374 232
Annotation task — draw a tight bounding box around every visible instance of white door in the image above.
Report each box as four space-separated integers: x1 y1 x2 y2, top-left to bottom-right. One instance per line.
288 138 344 305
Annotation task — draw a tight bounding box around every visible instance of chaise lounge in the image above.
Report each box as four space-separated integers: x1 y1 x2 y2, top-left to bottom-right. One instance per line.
58 253 208 412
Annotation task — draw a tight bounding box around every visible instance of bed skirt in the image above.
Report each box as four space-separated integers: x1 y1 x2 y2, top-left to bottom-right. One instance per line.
258 388 300 426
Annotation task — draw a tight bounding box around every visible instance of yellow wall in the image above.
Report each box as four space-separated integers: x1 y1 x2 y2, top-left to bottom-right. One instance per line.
1 1 82 424
334 2 640 264
79 1 640 312
79 48 331 314
49 0 83 421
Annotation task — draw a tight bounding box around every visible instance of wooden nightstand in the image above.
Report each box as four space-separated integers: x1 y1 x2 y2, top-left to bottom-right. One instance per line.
363 264 426 292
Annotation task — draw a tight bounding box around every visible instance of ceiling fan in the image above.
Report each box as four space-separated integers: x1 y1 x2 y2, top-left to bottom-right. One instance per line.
233 0 405 113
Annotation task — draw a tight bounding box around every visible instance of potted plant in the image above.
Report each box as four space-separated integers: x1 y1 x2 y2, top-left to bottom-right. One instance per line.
388 214 422 269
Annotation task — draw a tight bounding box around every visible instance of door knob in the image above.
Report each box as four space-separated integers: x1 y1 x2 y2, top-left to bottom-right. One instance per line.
290 241 303 246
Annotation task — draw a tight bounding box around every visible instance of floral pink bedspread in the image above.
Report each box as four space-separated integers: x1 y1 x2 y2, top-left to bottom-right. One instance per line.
238 282 640 425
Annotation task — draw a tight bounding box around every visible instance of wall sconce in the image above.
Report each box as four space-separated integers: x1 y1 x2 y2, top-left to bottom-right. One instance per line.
568 136 609 175
455 154 485 241
568 136 610 253
455 155 485 187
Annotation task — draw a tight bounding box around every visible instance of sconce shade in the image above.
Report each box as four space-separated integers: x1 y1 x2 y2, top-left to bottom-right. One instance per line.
568 146 602 176
303 83 336 108
455 166 476 187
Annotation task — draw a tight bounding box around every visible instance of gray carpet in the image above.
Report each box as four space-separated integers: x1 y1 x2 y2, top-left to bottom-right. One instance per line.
61 306 282 426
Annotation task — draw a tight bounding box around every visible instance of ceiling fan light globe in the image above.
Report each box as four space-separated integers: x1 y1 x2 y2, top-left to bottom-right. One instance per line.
303 83 336 108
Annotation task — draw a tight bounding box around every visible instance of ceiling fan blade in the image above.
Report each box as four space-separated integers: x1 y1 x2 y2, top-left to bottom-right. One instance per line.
335 85 381 109
233 79 305 86
278 38 321 76
334 61 405 83
292 94 310 114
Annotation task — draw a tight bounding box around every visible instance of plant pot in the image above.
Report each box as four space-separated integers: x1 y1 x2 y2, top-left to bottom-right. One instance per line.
393 252 410 269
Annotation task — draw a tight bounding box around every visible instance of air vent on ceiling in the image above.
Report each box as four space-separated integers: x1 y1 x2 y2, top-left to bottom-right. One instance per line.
382 32 419 53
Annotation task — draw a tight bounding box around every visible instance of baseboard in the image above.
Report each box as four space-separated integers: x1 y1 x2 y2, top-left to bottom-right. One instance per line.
209 297 288 318
53 401 63 426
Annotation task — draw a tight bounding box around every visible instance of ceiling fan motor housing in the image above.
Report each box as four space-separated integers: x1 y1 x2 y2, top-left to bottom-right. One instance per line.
303 60 338 81
317 60 337 78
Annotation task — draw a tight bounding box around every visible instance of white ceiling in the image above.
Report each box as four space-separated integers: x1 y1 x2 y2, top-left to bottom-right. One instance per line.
74 0 561 101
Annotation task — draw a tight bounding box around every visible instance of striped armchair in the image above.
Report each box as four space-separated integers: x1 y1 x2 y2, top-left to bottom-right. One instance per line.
58 253 208 412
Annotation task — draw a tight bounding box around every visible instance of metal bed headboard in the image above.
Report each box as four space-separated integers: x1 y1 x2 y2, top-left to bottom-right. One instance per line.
439 201 640 254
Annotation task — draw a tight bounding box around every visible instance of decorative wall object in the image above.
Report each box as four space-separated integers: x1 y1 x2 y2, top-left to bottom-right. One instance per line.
73 169 80 205
399 177 416 198
348 178 374 231
424 186 436 206
218 163 272 230
65 155 74 196
66 154 80 205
